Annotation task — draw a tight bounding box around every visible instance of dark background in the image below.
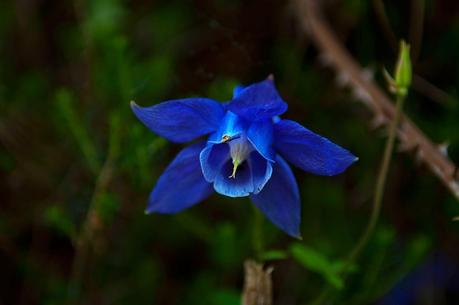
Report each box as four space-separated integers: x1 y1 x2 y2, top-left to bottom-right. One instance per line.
1 0 459 304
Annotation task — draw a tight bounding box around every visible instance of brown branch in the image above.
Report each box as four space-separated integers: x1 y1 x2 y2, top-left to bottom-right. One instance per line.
295 0 459 202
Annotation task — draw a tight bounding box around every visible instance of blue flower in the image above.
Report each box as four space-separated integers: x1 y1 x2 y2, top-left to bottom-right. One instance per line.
131 78 357 237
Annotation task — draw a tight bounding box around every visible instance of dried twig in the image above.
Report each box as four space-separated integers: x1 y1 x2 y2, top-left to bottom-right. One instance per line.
294 0 459 202
242 260 274 305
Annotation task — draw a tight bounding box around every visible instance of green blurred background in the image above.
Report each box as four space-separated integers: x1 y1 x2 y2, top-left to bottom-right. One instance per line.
1 0 459 304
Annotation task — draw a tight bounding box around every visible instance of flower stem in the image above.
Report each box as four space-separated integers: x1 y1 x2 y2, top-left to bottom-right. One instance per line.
346 93 405 267
309 94 406 305
252 205 264 261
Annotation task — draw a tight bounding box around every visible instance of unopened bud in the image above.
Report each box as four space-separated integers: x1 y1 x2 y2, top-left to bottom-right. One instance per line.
394 40 412 97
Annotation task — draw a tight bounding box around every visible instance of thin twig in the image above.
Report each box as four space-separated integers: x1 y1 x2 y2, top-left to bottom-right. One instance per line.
68 160 113 303
412 74 452 106
67 114 120 304
372 0 398 52
295 0 459 202
409 0 425 63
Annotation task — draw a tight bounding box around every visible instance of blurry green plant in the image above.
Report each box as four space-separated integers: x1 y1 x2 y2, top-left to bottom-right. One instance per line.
2 1 458 305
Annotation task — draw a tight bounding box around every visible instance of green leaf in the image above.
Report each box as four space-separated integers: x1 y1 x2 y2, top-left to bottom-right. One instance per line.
290 243 344 289
260 249 289 261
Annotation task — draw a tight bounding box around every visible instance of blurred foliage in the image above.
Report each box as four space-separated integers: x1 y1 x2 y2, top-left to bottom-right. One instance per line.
1 0 459 304
290 243 347 290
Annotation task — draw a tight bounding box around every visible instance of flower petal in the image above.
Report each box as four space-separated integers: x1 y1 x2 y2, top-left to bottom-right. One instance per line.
227 79 287 121
247 119 275 162
146 142 213 213
232 85 245 98
207 111 247 144
248 151 273 194
200 143 230 183
213 159 253 197
250 155 301 238
274 120 358 176
131 98 225 143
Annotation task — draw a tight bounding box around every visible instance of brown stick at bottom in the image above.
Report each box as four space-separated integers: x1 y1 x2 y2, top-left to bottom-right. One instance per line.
242 260 274 305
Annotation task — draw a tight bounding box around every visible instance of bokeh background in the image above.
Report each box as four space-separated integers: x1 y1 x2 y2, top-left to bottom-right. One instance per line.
1 0 459 304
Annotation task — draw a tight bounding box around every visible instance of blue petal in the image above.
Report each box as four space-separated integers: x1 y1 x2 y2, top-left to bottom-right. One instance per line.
199 143 230 182
227 79 288 121
250 155 300 238
247 119 275 162
248 151 273 194
146 141 213 213
131 98 225 143
232 85 245 98
208 111 248 144
214 159 253 197
274 120 358 176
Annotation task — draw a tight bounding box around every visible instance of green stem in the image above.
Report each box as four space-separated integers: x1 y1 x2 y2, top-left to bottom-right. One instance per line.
346 93 405 266
309 94 406 305
252 205 264 261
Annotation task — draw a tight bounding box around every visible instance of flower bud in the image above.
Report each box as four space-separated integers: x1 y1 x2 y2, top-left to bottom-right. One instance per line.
394 40 412 97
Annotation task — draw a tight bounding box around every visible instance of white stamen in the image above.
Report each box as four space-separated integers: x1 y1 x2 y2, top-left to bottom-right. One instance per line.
227 136 253 178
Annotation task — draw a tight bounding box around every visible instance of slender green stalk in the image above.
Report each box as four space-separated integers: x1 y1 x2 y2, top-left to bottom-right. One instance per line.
309 94 406 305
252 205 264 261
346 94 405 266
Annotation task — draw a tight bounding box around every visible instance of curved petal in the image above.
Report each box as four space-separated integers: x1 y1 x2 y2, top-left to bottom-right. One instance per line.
248 151 273 194
274 120 358 176
200 143 230 183
146 142 213 213
247 119 275 162
213 159 253 197
227 79 287 121
250 155 301 238
232 85 245 98
207 111 248 144
131 98 225 143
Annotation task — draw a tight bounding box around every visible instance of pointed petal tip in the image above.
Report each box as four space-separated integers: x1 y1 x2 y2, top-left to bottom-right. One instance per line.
286 228 302 239
130 101 143 116
330 154 358 176
130 100 139 110
267 74 275 81
144 208 152 215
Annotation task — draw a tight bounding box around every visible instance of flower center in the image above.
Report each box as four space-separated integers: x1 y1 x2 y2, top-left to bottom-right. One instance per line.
227 135 253 179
